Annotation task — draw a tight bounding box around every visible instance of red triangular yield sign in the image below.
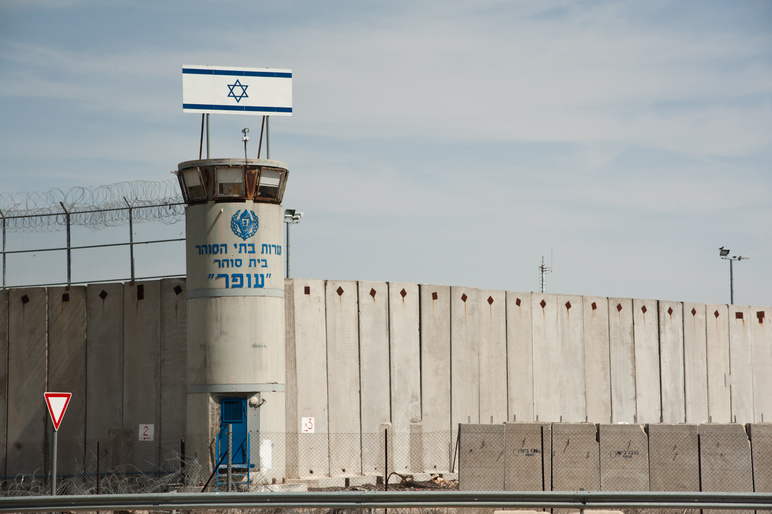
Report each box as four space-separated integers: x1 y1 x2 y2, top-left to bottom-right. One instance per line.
44 392 72 431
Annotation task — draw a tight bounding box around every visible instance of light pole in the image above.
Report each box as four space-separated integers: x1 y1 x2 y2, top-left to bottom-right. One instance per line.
284 209 303 278
719 246 749 305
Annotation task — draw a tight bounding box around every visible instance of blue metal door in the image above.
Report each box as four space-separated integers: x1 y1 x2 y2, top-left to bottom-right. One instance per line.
219 398 248 465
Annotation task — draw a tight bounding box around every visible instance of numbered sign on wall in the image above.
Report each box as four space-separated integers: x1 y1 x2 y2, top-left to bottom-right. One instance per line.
139 424 155 441
301 417 315 433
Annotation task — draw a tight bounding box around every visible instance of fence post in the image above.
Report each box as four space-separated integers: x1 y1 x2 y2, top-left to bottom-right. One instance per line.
124 197 135 283
59 202 71 287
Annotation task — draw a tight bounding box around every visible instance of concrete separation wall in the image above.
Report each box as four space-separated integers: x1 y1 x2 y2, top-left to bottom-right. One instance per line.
1 278 771 485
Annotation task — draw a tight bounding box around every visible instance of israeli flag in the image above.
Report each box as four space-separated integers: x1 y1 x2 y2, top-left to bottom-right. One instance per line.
182 65 292 116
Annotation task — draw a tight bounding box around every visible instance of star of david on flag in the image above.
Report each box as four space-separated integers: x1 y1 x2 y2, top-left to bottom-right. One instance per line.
227 80 249 103
182 65 292 116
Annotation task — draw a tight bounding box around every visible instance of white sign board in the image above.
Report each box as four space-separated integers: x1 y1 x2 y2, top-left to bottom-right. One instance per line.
301 417 315 433
182 65 292 116
139 424 154 441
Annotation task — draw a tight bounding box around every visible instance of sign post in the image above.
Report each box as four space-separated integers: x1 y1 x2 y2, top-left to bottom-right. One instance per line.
44 392 72 496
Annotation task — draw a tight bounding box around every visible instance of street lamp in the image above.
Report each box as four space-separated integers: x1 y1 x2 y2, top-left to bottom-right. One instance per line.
284 209 303 278
719 246 749 305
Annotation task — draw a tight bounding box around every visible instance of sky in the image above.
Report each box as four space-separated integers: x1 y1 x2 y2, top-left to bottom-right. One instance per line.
0 0 770 306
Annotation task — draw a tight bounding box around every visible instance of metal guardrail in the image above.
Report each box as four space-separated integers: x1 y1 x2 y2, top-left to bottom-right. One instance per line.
1 491 772 512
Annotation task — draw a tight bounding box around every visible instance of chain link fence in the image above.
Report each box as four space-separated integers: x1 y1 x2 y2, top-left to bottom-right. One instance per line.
0 431 459 496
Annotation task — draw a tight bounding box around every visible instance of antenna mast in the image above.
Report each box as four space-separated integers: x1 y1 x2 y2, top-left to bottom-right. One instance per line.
539 255 552 293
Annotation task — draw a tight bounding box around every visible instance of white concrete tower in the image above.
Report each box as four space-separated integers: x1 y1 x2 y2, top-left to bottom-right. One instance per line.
176 158 289 482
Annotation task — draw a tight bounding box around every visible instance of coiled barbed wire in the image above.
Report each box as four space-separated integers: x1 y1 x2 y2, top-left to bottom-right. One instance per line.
0 179 185 232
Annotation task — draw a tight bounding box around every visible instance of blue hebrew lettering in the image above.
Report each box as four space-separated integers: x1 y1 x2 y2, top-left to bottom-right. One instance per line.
255 274 265 288
249 258 257 268
262 244 269 254
248 243 255 254
216 274 229 288
219 244 228 254
231 273 244 288
231 209 259 240
239 243 247 254
214 259 221 268
261 259 267 268
235 259 242 267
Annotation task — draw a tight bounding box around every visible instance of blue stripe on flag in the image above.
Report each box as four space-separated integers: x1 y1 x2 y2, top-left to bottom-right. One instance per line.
182 68 292 79
183 104 292 114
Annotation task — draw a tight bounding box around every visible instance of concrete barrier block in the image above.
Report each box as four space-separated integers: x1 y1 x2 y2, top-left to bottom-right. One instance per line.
551 423 599 491
649 424 699 491
748 423 772 492
504 423 547 491
459 424 505 491
598 424 648 491
699 424 753 492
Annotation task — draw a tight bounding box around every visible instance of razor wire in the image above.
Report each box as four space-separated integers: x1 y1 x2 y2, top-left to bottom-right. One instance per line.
0 179 185 232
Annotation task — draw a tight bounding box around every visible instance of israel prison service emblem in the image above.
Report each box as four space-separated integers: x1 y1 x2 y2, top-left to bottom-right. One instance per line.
231 209 259 240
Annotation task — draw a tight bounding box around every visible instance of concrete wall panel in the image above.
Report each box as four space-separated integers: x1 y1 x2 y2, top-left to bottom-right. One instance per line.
504 423 546 491
532 293 559 422
123 281 160 469
699 424 753 493
325 280 361 476
284 279 298 478
389 282 420 472
608 298 636 424
558 295 585 422
728 306 754 424
706 304 731 423
159 278 186 470
451 287 479 427
683 303 708 423
551 423 599 491
7 288 47 475
659 301 685 424
0 290 6 476
420 284 452 471
583 296 610 424
648 424 699 491
507 292 533 423
358 281 390 474
599 424 648 491
633 299 661 424
86 283 124 468
459 424 505 491
292 279 328 477
478 289 507 424
47 286 87 476
751 307 772 422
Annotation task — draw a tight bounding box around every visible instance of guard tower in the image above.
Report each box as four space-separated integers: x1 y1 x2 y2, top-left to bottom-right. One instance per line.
177 158 289 483
178 65 293 485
